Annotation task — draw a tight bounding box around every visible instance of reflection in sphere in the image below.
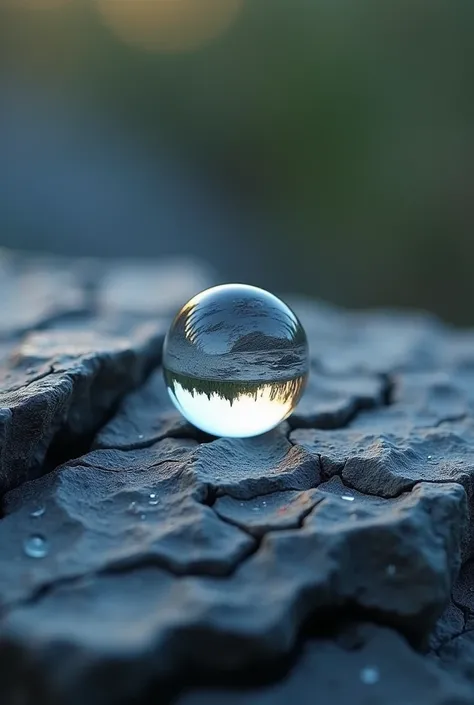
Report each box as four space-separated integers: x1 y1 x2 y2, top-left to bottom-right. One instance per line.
163 284 309 437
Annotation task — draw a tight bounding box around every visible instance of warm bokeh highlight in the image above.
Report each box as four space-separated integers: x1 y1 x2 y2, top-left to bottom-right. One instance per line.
97 0 244 53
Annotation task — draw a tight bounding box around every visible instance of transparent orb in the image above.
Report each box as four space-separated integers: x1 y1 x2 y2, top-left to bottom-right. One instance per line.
163 284 309 437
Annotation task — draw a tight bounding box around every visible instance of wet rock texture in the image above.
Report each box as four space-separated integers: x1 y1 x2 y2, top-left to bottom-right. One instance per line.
1 249 474 704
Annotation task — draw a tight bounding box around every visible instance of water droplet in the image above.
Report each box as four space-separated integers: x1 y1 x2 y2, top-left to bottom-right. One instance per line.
138 434 144 440
360 666 380 685
341 494 355 502
262 500 267 506
30 506 45 518
163 284 309 438
386 564 397 577
23 535 49 559
149 493 158 505
427 455 432 460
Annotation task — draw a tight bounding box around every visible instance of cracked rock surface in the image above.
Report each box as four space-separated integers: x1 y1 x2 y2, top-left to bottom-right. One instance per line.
1 250 474 704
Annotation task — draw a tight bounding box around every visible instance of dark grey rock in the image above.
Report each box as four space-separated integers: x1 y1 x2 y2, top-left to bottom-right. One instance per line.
0 317 167 493
288 368 386 429
290 297 445 374
0 477 465 705
291 366 474 500
442 560 474 630
0 251 213 494
429 602 465 653
429 564 474 697
191 431 319 499
213 488 322 537
0 249 88 339
178 624 473 705
431 631 474 695
94 369 196 450
0 437 254 604
2 253 474 704
97 259 214 317
292 419 474 499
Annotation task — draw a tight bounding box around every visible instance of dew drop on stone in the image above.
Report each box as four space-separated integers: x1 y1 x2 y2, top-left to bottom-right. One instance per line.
360 666 380 685
23 535 49 558
427 455 432 460
149 493 158 505
163 284 309 438
341 494 355 502
30 506 45 518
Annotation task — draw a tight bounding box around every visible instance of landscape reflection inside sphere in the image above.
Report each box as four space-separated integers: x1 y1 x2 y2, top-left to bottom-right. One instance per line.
163 284 309 437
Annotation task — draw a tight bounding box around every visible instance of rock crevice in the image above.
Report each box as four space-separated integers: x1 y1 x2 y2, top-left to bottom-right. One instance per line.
1 252 474 704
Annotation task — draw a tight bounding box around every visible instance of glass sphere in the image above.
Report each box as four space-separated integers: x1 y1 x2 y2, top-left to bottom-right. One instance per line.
163 284 309 438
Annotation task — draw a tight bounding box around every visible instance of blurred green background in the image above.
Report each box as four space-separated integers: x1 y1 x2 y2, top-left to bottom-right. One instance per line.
1 0 474 323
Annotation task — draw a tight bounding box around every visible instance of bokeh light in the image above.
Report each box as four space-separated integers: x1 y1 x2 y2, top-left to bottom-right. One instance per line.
97 0 244 53
2 0 474 324
8 0 71 8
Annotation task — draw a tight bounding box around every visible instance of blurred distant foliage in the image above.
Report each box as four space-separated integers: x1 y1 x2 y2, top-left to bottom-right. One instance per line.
2 0 474 322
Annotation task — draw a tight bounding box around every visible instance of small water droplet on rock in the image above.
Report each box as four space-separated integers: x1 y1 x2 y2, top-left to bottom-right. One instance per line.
341 494 355 502
24 535 49 559
149 493 159 505
360 666 380 685
30 506 45 518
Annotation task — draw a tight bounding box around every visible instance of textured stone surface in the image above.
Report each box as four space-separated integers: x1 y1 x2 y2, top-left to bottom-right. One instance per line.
178 624 473 705
428 560 474 690
191 432 319 499
94 369 196 450
288 367 387 429
2 251 474 704
97 259 213 317
292 418 474 500
213 487 322 536
0 471 465 704
0 251 213 495
0 437 257 605
0 319 166 494
291 366 474 501
0 249 88 338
